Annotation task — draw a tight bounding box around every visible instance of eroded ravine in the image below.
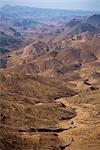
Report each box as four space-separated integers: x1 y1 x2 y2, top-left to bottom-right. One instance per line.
56 95 100 150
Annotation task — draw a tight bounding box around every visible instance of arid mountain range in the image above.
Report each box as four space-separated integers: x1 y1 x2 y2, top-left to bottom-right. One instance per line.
0 5 100 150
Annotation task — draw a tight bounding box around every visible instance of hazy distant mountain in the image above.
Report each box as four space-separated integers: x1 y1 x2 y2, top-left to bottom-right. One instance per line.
0 31 22 48
13 19 45 29
0 5 99 24
86 14 100 28
66 19 81 28
67 22 100 35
